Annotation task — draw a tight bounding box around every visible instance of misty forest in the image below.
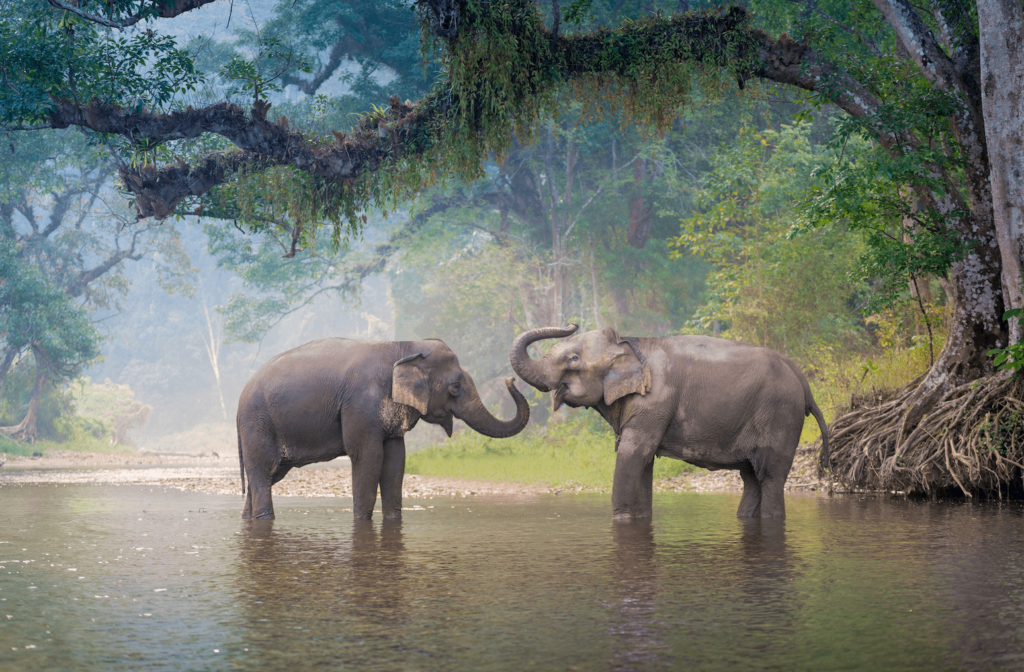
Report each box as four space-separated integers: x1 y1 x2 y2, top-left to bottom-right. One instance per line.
5 0 1024 497
7 0 1024 669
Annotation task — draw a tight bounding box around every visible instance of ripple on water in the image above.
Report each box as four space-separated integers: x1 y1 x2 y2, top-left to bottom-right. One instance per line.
0 485 1022 671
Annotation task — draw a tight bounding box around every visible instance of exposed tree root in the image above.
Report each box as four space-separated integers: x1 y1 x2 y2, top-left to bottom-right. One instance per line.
822 372 1024 497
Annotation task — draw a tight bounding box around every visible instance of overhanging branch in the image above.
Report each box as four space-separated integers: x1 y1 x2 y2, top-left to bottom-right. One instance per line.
43 0 221 30
45 5 890 220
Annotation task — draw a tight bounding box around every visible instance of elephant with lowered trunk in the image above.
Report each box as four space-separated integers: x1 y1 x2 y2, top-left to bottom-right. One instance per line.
238 337 530 520
510 325 828 519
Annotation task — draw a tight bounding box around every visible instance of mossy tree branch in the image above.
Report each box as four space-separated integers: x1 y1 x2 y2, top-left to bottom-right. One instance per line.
38 4 887 222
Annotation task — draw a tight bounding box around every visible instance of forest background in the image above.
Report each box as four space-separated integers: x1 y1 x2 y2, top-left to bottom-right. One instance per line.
0 0 981 490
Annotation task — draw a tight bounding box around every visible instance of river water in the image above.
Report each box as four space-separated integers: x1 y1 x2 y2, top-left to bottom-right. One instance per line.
1 484 1023 671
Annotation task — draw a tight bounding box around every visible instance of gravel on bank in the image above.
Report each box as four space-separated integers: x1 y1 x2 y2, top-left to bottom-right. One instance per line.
1 444 831 497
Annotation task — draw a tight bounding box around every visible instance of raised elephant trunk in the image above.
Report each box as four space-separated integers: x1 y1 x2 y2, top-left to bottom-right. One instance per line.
508 324 579 392
454 377 531 438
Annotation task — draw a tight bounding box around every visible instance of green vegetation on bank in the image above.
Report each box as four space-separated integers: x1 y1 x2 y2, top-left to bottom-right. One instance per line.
406 409 695 488
0 431 133 458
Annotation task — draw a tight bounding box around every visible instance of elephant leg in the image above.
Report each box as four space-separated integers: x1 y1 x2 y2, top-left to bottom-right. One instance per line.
345 416 385 520
246 470 276 520
379 437 406 520
611 429 658 521
240 429 279 520
737 464 762 518
242 485 254 519
758 472 787 519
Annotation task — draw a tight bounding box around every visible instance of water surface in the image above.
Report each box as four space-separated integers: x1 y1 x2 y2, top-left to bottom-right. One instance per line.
1 484 1023 671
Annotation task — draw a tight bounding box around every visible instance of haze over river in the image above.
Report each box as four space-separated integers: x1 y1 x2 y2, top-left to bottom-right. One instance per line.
1 484 1023 670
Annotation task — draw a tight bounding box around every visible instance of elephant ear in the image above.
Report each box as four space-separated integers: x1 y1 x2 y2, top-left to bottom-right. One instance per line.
602 331 652 405
393 352 430 415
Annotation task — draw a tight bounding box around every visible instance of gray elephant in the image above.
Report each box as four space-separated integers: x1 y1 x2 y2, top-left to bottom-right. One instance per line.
509 325 828 519
237 338 529 520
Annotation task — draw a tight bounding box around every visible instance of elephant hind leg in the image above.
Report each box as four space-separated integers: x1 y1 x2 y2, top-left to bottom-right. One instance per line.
240 429 280 521
758 472 787 519
242 485 254 519
737 464 762 518
246 470 276 520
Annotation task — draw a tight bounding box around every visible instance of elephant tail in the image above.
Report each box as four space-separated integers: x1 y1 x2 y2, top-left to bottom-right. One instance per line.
238 427 246 495
784 358 830 469
809 399 829 470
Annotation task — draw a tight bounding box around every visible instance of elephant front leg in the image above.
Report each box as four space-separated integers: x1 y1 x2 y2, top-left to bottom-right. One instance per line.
611 429 658 521
345 417 386 520
379 437 406 519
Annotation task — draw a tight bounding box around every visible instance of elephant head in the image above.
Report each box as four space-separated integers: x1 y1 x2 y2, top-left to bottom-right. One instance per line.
392 340 530 438
509 325 651 411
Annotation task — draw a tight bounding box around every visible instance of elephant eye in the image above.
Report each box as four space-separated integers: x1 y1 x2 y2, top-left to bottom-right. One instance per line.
449 381 462 396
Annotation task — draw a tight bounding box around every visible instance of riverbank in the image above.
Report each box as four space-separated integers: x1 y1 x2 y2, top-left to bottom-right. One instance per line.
0 444 828 496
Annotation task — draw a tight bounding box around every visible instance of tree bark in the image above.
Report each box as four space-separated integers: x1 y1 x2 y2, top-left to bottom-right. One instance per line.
627 157 653 249
978 0 1024 341
0 345 18 387
0 363 45 443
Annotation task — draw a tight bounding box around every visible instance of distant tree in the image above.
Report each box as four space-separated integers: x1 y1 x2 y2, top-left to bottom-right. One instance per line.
0 238 100 440
0 130 192 440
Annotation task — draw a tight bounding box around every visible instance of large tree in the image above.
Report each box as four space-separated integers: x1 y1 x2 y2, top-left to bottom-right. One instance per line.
0 129 191 440
4 0 1023 490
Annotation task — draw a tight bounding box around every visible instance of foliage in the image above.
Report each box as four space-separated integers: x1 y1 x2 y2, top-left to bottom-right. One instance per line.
0 0 202 123
803 84 972 315
0 128 193 440
0 238 101 381
671 122 867 360
73 378 151 447
988 309 1024 374
406 409 695 488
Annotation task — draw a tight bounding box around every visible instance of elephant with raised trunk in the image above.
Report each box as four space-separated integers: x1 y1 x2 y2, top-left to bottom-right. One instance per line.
238 338 530 520
510 326 828 519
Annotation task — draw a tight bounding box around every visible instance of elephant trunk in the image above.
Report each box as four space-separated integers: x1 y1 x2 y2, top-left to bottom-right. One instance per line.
508 324 579 392
455 377 531 439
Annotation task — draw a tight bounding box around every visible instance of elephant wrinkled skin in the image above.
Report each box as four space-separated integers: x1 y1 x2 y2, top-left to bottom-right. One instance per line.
238 338 530 520
510 326 828 519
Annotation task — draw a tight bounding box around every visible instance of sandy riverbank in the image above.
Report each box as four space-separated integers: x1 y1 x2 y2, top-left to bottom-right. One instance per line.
0 444 829 497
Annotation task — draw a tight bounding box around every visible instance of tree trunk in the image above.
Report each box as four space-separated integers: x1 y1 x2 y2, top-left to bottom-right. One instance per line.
627 157 653 249
901 244 1006 427
978 0 1024 342
201 301 228 421
0 364 45 443
0 345 18 387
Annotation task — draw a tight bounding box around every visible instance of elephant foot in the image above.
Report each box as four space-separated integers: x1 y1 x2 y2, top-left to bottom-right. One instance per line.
252 509 275 520
353 511 374 521
383 510 402 520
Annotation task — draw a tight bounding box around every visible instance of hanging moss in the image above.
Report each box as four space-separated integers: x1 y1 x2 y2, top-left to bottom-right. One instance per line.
212 3 758 239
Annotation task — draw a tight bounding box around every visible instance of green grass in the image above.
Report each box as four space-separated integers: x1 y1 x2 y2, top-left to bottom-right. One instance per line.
0 431 134 458
406 409 696 489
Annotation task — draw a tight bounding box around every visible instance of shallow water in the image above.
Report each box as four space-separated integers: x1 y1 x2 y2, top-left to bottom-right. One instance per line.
1 485 1023 671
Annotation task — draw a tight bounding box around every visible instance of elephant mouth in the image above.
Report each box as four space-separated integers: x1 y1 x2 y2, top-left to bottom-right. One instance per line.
440 412 453 437
552 384 570 412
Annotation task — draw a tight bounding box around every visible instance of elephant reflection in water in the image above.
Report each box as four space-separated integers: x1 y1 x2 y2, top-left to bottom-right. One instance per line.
607 519 798 670
608 521 668 670
235 518 410 653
